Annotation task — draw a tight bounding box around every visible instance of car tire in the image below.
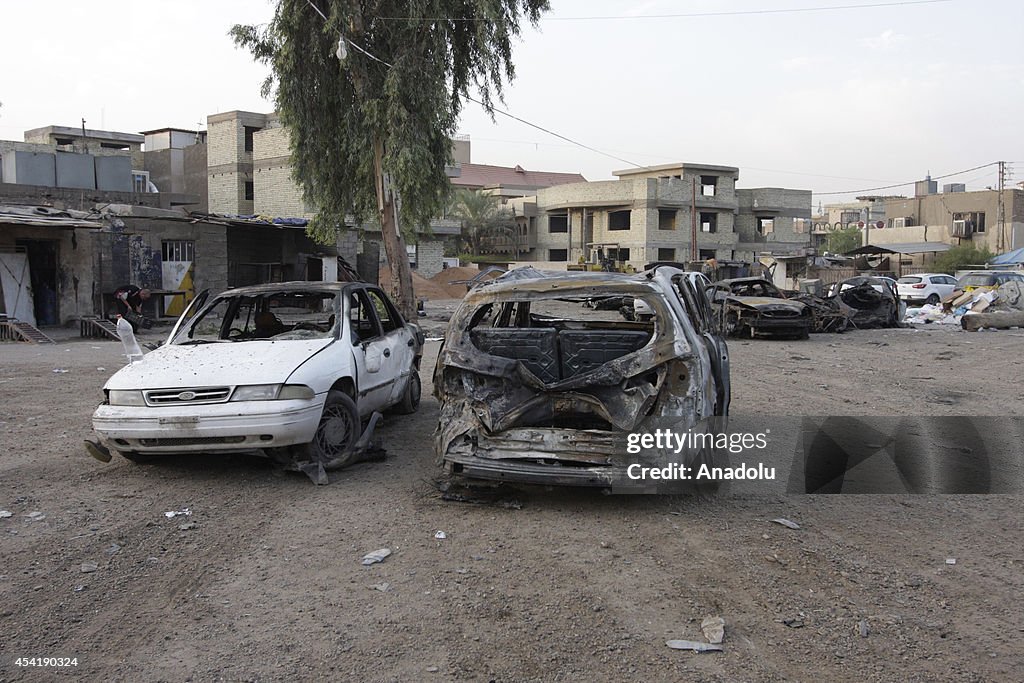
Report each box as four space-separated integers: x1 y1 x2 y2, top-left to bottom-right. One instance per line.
302 390 360 469
925 294 940 305
392 371 421 415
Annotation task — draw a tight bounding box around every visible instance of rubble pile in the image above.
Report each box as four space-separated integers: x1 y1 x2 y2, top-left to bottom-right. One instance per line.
904 281 1024 330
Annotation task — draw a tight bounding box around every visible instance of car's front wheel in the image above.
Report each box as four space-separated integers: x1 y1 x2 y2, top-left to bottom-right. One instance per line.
925 294 940 305
301 390 360 469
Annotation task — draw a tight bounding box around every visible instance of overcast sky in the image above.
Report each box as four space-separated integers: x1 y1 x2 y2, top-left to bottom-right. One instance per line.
1 0 1020 203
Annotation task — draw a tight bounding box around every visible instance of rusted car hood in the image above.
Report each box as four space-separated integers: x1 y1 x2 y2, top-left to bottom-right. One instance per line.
104 339 334 390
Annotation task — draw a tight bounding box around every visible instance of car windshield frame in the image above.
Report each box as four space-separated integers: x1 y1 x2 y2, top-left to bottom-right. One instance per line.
170 289 341 345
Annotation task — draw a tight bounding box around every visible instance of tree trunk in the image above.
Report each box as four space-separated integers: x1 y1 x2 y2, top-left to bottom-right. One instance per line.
372 138 416 321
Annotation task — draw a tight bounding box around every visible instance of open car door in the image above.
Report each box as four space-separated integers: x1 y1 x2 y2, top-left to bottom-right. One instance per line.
165 289 210 346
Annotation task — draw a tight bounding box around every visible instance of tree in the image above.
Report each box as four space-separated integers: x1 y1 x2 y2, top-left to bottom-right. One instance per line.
933 244 994 274
232 0 548 318
825 226 863 255
450 188 512 257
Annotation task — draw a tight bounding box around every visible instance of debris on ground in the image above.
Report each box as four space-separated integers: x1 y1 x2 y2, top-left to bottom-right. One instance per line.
178 521 198 531
80 562 98 573
27 511 45 521
904 280 1024 330
701 616 726 644
434 530 447 540
945 558 957 565
371 582 391 592
771 517 801 530
437 479 524 509
0 510 12 518
665 639 723 653
782 617 805 628
361 548 392 566
164 508 191 518
858 619 871 638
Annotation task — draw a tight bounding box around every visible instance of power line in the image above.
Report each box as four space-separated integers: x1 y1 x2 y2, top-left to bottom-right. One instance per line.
379 0 952 22
811 162 999 196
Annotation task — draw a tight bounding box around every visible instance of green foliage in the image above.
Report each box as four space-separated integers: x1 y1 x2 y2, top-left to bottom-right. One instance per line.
231 0 549 245
449 189 514 256
826 226 863 255
933 244 995 274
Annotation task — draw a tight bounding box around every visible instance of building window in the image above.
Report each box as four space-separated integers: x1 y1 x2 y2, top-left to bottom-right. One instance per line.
757 217 775 235
548 213 568 233
793 218 808 234
162 240 195 262
658 210 676 230
243 126 261 152
55 136 75 146
657 247 675 261
699 249 717 261
700 212 717 233
611 247 630 261
244 181 255 201
100 142 130 151
700 176 717 197
549 249 568 262
608 210 631 231
131 171 151 193
953 211 986 233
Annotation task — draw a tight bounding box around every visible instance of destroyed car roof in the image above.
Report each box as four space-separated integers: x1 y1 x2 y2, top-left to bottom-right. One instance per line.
481 266 666 291
221 281 357 296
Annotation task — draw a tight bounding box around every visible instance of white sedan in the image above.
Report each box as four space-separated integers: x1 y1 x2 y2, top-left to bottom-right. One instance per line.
896 273 959 304
91 281 423 470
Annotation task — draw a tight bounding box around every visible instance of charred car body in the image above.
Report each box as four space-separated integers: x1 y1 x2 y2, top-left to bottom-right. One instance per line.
434 266 730 488
708 277 811 339
92 282 423 477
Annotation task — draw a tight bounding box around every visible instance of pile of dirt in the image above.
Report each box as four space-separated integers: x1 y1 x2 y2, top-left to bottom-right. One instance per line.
377 266 457 301
430 266 500 297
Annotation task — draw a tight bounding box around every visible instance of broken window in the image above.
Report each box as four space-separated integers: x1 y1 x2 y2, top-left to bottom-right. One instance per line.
243 126 261 153
548 249 568 262
608 210 631 231
549 213 568 233
100 142 130 150
349 289 383 342
700 176 717 197
658 210 676 230
700 212 717 233
657 247 675 261
699 249 717 261
244 181 254 201
366 288 401 334
757 217 775 235
55 137 75 146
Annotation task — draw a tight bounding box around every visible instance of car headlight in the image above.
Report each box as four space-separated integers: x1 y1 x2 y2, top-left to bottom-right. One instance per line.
278 384 316 400
231 384 283 401
108 390 146 406
230 384 316 401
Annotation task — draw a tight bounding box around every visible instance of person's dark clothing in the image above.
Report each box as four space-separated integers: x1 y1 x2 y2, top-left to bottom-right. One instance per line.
114 285 144 314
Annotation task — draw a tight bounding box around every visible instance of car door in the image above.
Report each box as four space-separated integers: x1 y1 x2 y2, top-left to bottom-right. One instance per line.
346 288 394 414
363 287 416 406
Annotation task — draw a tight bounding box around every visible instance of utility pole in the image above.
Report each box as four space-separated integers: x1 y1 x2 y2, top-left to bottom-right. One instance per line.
996 161 1006 253
690 178 698 262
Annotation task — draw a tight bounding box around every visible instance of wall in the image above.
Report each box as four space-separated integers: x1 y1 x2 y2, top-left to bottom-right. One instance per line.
143 144 208 211
2 150 56 186
0 224 94 324
0 182 162 210
253 126 309 218
883 189 1024 254
207 111 269 214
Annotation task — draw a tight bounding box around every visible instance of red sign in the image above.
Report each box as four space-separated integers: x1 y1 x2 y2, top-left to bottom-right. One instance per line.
858 221 865 228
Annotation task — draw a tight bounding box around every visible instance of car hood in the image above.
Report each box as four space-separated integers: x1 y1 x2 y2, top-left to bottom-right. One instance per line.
727 296 806 310
104 339 335 390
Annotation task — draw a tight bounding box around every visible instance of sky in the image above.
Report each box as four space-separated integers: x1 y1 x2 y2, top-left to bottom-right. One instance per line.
1 0 1021 204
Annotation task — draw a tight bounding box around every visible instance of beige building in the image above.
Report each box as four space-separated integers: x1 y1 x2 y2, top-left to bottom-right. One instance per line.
206 110 459 278
508 162 811 268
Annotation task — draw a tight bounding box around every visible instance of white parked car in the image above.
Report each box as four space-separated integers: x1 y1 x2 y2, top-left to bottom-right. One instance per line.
896 273 959 304
92 281 423 470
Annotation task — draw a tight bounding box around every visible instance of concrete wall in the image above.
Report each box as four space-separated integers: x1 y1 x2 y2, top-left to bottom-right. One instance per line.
2 150 56 186
415 238 445 278
0 182 162 211
55 152 96 189
143 144 207 210
207 111 269 215
734 188 813 257
883 189 1024 254
95 155 132 192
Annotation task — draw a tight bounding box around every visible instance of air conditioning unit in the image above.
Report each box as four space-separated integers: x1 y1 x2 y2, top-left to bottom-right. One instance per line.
892 217 910 228
951 219 968 237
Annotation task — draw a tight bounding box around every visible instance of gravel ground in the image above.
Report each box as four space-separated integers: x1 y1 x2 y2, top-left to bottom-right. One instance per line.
0 319 1022 682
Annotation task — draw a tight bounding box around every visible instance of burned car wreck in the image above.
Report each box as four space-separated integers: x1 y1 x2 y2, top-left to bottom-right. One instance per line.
708 277 812 339
787 276 903 332
434 266 730 488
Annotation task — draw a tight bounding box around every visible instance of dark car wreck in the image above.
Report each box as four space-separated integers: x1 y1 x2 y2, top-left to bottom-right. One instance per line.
434 266 730 488
708 277 811 339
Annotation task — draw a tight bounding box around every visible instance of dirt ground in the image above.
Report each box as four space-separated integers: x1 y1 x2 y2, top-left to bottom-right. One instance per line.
1 316 1022 682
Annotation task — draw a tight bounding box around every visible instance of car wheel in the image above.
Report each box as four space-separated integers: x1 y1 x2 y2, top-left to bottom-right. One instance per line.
392 371 421 415
303 390 360 469
925 294 940 305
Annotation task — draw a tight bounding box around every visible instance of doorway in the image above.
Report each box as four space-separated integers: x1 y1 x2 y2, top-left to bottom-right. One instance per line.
15 239 59 326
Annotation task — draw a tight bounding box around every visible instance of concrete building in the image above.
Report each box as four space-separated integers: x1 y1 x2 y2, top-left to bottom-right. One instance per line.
507 162 812 269
141 128 209 212
206 110 461 278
